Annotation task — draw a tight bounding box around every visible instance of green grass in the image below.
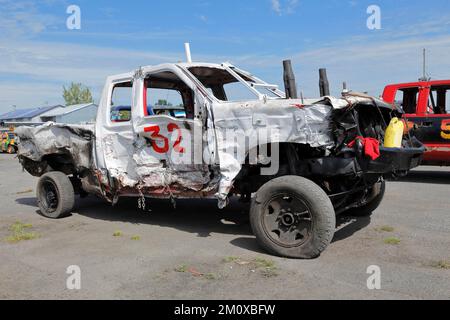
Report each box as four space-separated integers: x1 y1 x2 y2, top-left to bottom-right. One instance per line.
222 256 240 263
174 264 188 273
260 268 279 278
430 260 450 270
384 237 401 245
205 273 217 280
113 230 123 237
16 189 33 195
253 258 279 277
173 265 217 280
377 226 395 233
6 233 39 243
9 221 33 233
130 235 141 241
253 258 276 269
172 257 280 280
222 256 279 277
5 221 39 244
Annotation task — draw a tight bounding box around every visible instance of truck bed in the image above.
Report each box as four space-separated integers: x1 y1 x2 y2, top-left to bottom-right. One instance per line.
16 123 95 176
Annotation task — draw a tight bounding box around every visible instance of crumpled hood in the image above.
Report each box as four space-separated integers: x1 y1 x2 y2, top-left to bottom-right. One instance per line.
210 92 398 205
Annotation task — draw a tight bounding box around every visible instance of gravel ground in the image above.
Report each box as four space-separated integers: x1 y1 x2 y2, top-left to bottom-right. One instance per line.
0 154 449 300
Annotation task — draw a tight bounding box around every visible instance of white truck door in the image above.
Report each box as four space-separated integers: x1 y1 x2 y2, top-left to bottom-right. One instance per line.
95 74 137 188
130 66 215 194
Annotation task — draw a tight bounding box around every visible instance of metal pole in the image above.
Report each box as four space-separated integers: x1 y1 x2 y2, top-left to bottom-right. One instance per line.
423 48 426 80
283 60 298 99
342 81 349 94
184 43 192 63
319 68 330 97
419 48 429 81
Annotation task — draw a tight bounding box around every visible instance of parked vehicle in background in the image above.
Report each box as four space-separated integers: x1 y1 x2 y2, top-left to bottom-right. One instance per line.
383 80 450 166
1 128 17 154
16 61 424 259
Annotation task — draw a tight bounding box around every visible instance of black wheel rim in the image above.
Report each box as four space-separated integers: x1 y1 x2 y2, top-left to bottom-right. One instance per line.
262 194 313 248
40 180 59 213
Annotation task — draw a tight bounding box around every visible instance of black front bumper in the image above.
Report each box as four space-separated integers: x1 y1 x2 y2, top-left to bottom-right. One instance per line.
367 145 425 174
304 137 425 177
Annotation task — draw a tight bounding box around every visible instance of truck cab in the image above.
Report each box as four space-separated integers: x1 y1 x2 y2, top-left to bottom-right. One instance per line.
383 80 450 166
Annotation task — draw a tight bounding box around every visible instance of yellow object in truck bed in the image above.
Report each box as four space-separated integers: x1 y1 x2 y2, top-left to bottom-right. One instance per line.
384 117 404 148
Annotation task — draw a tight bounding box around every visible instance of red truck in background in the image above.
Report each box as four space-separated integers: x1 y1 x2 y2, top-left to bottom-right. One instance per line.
383 80 450 166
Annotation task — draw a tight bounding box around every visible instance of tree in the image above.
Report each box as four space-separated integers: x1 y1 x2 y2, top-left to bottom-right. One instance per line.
157 99 171 106
63 83 93 106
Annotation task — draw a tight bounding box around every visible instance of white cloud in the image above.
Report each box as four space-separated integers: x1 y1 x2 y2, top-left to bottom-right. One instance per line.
0 39 186 110
0 0 62 38
288 35 450 98
2 32 450 111
271 0 298 15
286 0 299 14
0 81 65 110
0 40 181 83
271 0 281 15
1 0 450 112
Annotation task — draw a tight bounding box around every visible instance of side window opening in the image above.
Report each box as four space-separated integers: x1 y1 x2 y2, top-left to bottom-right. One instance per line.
395 88 418 114
110 81 132 123
429 86 450 115
145 71 194 119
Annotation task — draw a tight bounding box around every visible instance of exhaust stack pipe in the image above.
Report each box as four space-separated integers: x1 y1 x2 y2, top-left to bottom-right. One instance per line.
283 60 298 99
184 43 192 63
342 81 349 94
319 68 330 97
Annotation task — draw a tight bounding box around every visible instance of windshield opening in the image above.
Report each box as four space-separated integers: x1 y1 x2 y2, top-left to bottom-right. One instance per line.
188 67 259 102
232 69 283 98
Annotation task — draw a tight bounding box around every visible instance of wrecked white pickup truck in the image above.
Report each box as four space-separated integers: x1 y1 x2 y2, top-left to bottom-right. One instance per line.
16 61 424 258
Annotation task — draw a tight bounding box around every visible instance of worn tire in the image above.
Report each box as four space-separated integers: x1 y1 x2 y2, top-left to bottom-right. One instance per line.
36 172 75 219
346 181 386 217
250 176 336 259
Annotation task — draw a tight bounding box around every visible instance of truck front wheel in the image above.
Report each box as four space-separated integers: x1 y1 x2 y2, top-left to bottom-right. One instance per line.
36 172 75 219
250 176 336 259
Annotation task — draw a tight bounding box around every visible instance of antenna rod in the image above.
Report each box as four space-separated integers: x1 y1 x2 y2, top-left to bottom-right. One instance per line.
419 48 430 81
184 43 192 63
423 48 426 80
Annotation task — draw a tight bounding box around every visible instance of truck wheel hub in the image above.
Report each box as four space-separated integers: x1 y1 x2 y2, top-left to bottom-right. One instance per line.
281 212 295 226
262 194 313 247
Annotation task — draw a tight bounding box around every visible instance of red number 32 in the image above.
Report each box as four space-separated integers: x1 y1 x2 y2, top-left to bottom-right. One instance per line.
144 123 185 154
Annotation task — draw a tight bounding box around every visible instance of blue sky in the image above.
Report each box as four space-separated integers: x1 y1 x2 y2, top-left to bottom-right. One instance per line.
1 0 450 112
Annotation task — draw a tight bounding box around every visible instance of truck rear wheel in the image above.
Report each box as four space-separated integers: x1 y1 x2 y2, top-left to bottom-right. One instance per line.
250 176 336 259
345 181 386 217
36 172 75 219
